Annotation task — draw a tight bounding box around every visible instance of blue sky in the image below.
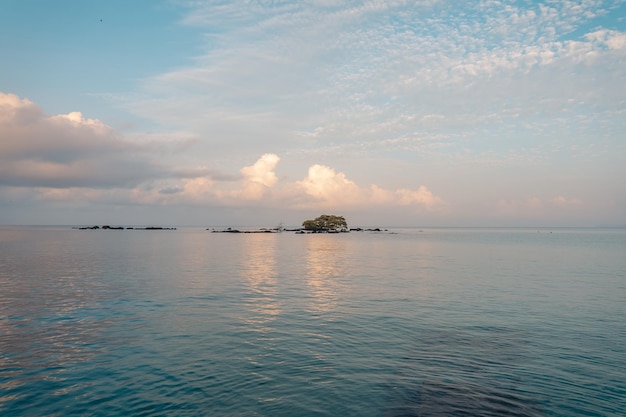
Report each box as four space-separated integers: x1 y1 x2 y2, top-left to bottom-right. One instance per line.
1 0 625 226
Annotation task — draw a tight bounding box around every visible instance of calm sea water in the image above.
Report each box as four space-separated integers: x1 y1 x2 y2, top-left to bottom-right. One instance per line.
1 226 624 416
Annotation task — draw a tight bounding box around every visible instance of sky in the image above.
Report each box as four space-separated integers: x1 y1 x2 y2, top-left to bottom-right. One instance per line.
1 0 625 227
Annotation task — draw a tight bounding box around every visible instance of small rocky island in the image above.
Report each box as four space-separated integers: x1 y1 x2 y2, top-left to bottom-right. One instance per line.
74 225 177 230
210 214 388 234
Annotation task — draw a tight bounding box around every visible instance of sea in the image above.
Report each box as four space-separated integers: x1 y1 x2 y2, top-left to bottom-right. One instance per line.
1 226 624 416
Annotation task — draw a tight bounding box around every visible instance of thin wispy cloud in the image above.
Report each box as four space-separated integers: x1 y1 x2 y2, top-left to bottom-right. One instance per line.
128 1 625 156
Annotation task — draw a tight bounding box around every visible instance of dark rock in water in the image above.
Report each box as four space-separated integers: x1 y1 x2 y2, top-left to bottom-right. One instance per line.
75 225 176 231
212 228 241 233
211 227 281 234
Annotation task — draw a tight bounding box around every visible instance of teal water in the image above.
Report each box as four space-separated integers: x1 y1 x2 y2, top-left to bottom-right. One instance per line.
1 226 625 416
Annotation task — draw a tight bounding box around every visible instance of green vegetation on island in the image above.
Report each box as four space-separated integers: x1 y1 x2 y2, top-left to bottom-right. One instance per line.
302 214 348 232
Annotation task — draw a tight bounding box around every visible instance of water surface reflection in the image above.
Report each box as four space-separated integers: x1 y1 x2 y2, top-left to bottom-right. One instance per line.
0 228 141 411
241 234 281 326
305 235 347 314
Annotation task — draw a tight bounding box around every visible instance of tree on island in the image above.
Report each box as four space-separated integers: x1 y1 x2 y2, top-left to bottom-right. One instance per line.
302 214 348 232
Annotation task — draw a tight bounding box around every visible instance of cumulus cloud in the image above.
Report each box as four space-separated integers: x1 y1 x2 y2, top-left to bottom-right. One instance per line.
239 153 280 200
6 89 613 226
0 92 168 188
396 186 446 210
1 93 126 162
241 153 280 187
180 176 218 202
173 153 282 204
295 163 446 211
296 164 362 206
2 93 445 215
74 150 444 213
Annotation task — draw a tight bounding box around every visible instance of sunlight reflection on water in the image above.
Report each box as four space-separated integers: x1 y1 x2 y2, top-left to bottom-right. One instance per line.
0 227 625 416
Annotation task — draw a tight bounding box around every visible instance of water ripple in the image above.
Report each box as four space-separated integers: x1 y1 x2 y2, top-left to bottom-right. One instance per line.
1 227 625 416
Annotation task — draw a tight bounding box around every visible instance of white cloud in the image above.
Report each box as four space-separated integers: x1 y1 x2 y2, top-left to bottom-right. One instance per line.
0 93 158 188
239 153 280 200
295 163 446 211
0 92 229 189
585 28 626 50
396 186 446 210
180 176 218 202
241 153 280 187
3 0 625 226
295 164 363 207
2 93 445 215
121 0 626 169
